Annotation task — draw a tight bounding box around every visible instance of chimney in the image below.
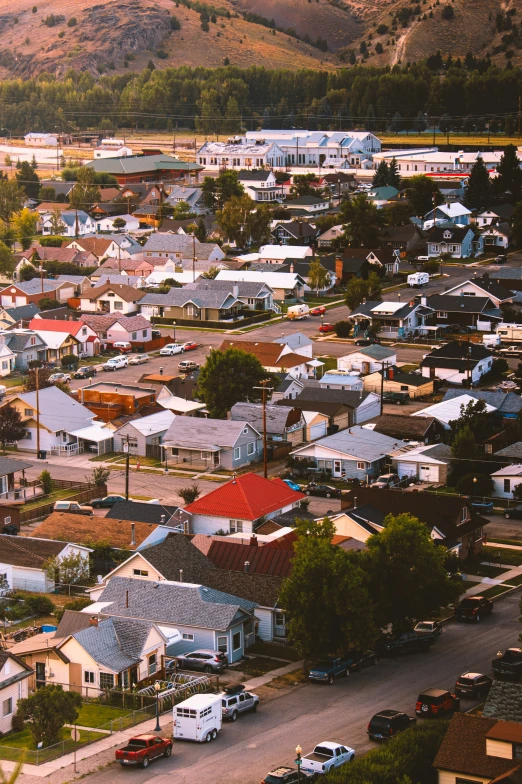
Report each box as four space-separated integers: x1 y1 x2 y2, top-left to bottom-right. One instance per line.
250 534 258 547
179 569 183 582
409 300 414 307
233 283 239 298
89 616 98 627
130 523 136 546
159 366 163 375
244 561 250 573
420 294 427 306
388 367 394 380
125 590 129 608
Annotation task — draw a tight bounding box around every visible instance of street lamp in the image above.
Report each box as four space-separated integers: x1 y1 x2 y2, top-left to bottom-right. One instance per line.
164 445 169 474
172 320 176 343
154 681 161 732
295 745 302 784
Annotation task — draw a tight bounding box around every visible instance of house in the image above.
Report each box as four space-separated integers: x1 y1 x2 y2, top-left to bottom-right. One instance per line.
206 539 294 577
0 456 36 530
79 314 152 347
442 389 522 420
476 204 515 227
106 500 178 524
366 185 399 207
341 248 400 278
362 365 434 398
237 170 281 203
391 442 452 483
0 651 33 734
370 414 444 444
379 224 426 255
290 425 407 480
412 393 497 429
79 283 146 316
0 534 90 593
177 473 305 535
84 154 203 185
270 374 305 402
121 182 168 206
219 340 310 379
425 226 479 258
89 274 145 291
76 383 157 422
85 574 258 663
140 288 242 323
268 257 336 293
286 195 329 214
271 221 318 246
186 279 276 313
231 403 308 444
420 341 494 385
95 214 140 233
94 138 133 159
347 299 433 339
491 465 522 498
236 245 313 266
320 171 356 194
319 372 363 392
28 322 81 363
165 185 208 214
426 292 501 330
25 132 58 146
197 138 285 170
94 257 154 278
341 486 488 558
494 442 522 463
293 388 381 426
442 274 513 307
141 234 225 264
434 713 522 784
67 235 143 262
0 335 17 375
215 270 306 302
317 224 344 248
19 245 97 269
424 201 472 228
41 210 96 238
481 222 512 250
1 386 94 454
0 329 48 370
0 303 40 329
490 268 522 293
273 332 313 359
162 417 262 471
245 129 381 166
113 410 175 455
0 279 74 308
338 345 397 375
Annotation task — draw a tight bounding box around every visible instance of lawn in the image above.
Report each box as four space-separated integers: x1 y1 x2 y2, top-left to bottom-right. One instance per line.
22 488 75 510
317 355 337 373
76 702 130 728
505 573 522 587
231 657 278 678
477 584 512 600
484 547 522 567
247 641 302 662
465 562 508 578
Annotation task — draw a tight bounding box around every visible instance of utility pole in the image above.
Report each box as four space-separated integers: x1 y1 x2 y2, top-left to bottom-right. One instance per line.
466 337 471 389
379 361 388 417
192 234 196 283
35 367 40 457
124 435 130 500
254 380 273 479
518 95 521 139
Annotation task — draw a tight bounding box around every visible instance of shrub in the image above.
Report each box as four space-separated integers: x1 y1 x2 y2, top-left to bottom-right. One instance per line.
441 4 454 18
375 42 383 53
177 483 201 504
156 49 168 58
67 16 77 26
376 23 389 33
61 354 78 368
455 472 494 497
39 469 53 495
38 298 61 311
24 594 54 617
55 597 91 622
170 15 181 29
335 320 352 338
11 712 26 732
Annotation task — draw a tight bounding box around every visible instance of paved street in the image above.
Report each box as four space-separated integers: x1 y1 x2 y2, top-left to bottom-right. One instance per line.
81 591 521 784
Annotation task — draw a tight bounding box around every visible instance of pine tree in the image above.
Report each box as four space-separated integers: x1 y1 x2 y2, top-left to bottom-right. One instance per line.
494 144 522 201
372 160 389 187
464 156 491 211
388 157 401 189
262 108 271 130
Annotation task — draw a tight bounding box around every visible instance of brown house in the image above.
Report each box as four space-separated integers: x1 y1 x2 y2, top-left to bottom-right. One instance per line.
371 414 445 444
74 383 156 421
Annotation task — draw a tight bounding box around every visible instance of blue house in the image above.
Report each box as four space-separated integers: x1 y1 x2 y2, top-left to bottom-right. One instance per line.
426 226 481 259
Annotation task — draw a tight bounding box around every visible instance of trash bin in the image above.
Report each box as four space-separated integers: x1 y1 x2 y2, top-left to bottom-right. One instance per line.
37 450 47 460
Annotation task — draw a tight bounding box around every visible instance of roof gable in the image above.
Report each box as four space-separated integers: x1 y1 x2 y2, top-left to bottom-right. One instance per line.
185 473 304 520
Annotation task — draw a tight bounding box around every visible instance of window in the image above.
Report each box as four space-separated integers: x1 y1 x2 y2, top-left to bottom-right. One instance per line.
514 744 522 759
234 447 240 460
232 631 241 651
201 451 211 459
230 519 243 533
275 611 286 628
461 506 469 522
243 427 248 434
247 442 255 455
24 409 33 416
99 673 114 690
113 301 123 310
217 636 228 653
485 444 492 454
182 633 194 641
142 330 147 337
357 461 365 470
148 653 157 675
504 478 511 493
82 327 87 335
456 780 485 784
131 332 137 340
2 698 12 717
1 361 7 371
171 448 179 456
436 311 448 318
133 569 148 576
84 671 95 684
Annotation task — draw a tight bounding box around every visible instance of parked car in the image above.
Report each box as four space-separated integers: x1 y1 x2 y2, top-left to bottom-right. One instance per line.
261 767 314 784
455 595 493 623
90 494 126 509
468 497 494 514
303 483 341 498
113 341 132 353
492 648 522 680
115 734 172 768
53 500 92 515
378 630 434 657
309 655 354 684
382 391 410 405
159 343 185 356
300 742 355 775
283 478 302 492
310 306 326 316
414 621 442 637
318 322 335 334
73 366 97 379
170 649 228 674
416 688 460 718
48 373 71 383
221 684 259 721
182 341 198 351
455 672 492 698
367 710 416 740
495 254 508 263
128 354 149 365
371 473 400 489
349 650 378 672
103 356 128 371
354 338 380 346
504 506 522 519
178 360 199 372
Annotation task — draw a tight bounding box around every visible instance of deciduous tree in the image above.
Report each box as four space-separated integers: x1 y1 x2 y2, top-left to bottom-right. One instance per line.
0 406 27 454
406 175 442 216
12 208 38 250
43 551 89 585
307 257 330 295
340 193 382 247
18 685 82 747
0 180 25 226
197 348 277 418
68 167 101 211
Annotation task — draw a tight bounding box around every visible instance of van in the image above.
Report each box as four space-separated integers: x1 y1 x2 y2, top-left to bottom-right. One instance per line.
173 693 222 743
407 272 429 287
113 341 132 353
103 356 128 371
286 304 310 320
483 333 501 348
416 255 430 263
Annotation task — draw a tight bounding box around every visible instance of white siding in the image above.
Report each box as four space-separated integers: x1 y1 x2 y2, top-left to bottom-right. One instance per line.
10 565 53 593
397 461 418 478
338 351 397 374
353 394 381 424
256 608 273 641
492 475 522 499
486 739 512 759
190 514 254 535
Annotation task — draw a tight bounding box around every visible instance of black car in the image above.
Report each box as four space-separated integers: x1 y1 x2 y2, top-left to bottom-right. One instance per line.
354 338 381 346
262 767 314 784
455 672 492 699
367 710 416 740
495 254 507 263
151 329 162 339
74 366 98 379
303 483 342 498
378 630 433 657
349 650 378 672
504 506 522 519
455 596 493 623
90 494 126 509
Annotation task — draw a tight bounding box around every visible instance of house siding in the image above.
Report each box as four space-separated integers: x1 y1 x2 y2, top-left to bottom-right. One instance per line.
437 771 488 784
492 475 522 499
353 395 381 424
363 373 434 398
107 555 162 582
189 513 254 536
256 608 274 642
113 424 165 456
338 351 397 375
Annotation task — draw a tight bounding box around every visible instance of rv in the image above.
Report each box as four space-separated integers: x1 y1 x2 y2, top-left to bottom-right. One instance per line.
286 304 310 320
407 272 430 287
173 693 222 743
496 324 522 345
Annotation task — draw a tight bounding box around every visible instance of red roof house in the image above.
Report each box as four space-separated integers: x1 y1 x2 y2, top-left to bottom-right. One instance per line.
29 318 100 356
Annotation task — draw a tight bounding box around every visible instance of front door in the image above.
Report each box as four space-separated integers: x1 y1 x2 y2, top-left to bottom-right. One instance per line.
333 460 342 477
35 662 46 689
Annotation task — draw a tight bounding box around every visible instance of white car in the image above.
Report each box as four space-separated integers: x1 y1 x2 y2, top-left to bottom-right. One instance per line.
103 356 128 371
159 343 185 356
128 354 149 365
49 373 71 383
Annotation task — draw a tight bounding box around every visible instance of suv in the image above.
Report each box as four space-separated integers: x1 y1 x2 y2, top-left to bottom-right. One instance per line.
74 366 97 379
103 356 128 371
367 710 416 740
455 596 493 623
53 500 92 515
221 684 259 721
170 649 228 674
262 767 314 784
416 688 460 717
383 391 410 405
455 672 492 699
178 360 199 372
372 473 400 489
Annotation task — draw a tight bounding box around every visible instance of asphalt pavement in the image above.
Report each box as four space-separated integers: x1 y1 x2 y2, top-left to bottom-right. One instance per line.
82 590 521 784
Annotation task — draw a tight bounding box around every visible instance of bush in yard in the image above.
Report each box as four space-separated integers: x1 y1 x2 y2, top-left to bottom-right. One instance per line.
55 597 91 622
18 684 82 747
43 552 89 586
39 470 53 495
90 466 110 486
24 594 54 617
11 711 26 732
513 482 522 502
335 320 352 338
61 354 78 369
177 483 201 505
455 472 494 497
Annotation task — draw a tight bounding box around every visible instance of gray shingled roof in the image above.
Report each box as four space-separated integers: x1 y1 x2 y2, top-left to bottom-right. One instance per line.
140 289 239 309
494 442 522 459
143 234 218 255
443 389 522 415
72 617 151 673
186 280 271 298
0 457 33 476
293 425 407 462
96 576 256 631
2 304 39 322
231 402 299 435
163 417 258 450
17 386 93 433
483 680 522 723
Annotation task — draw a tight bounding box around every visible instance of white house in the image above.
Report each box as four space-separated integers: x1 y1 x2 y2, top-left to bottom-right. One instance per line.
79 283 146 315
337 345 397 374
234 244 313 265
420 341 494 386
25 132 58 147
273 332 314 359
0 534 91 593
245 130 381 167
95 214 140 233
481 224 511 249
373 148 513 175
215 269 305 302
0 652 33 734
476 205 515 227
491 465 522 499
391 443 452 483
141 234 225 264
441 277 513 307
41 210 96 237
94 139 133 159
80 314 152 344
197 138 286 170
237 170 282 202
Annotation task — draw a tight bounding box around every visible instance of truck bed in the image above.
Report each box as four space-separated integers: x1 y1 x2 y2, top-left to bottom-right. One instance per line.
303 752 331 763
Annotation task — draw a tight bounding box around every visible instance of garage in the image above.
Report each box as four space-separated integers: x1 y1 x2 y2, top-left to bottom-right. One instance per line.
397 461 417 478
419 464 440 482
310 421 327 440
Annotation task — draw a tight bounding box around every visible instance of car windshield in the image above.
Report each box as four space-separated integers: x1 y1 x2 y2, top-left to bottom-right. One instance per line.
215 653 226 661
415 622 432 630
375 476 389 483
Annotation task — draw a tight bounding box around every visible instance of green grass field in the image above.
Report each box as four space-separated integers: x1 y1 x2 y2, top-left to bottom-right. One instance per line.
379 133 522 148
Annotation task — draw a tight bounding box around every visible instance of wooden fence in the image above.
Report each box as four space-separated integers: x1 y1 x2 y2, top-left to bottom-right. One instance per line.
18 482 107 524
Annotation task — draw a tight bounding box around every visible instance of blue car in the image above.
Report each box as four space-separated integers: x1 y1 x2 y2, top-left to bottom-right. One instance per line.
469 497 494 514
283 478 301 492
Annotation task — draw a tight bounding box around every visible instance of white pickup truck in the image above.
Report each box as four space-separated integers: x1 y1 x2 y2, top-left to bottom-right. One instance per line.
300 742 355 775
498 345 522 357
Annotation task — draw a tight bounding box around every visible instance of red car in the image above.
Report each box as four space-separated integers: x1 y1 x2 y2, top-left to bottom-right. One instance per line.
310 306 326 316
182 341 198 351
319 322 335 333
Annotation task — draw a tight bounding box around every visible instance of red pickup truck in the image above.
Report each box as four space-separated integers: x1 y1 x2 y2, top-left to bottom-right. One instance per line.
115 734 173 768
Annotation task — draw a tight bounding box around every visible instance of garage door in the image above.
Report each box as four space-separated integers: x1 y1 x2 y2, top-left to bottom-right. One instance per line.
310 421 327 440
419 464 439 482
397 461 417 478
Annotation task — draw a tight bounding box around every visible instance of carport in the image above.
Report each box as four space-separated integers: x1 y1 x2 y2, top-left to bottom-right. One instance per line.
69 424 114 456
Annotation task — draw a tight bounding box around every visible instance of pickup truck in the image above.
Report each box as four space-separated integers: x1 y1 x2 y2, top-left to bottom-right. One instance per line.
492 648 522 679
309 655 353 683
498 345 522 357
300 742 355 775
378 630 434 657
455 595 493 623
115 735 173 768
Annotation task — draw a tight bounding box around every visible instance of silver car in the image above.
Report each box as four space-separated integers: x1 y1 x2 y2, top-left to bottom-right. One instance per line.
170 649 228 674
221 685 259 721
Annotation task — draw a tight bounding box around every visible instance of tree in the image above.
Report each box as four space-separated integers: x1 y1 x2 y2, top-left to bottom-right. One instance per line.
308 257 330 295
194 217 207 242
449 399 495 443
18 685 82 748
0 179 25 225
202 170 244 210
451 424 476 460
68 167 101 211
406 175 442 216
291 174 318 198
217 194 270 247
463 157 491 211
12 208 38 250
15 160 40 200
197 348 277 418
90 466 110 486
279 517 376 663
23 366 56 392
455 473 493 496
39 186 56 201
512 201 522 247
43 551 89 585
112 217 126 231
372 160 389 187
334 320 352 337
177 483 201 504
39 469 53 495
0 241 15 276
340 194 382 247
388 157 401 189
494 144 522 200
47 208 66 236
0 406 27 454
201 265 220 279
361 513 463 632
171 201 194 220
